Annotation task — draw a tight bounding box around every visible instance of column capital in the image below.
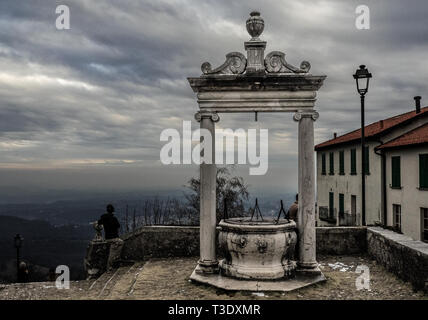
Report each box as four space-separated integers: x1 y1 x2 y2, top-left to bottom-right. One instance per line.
293 110 319 122
195 111 220 123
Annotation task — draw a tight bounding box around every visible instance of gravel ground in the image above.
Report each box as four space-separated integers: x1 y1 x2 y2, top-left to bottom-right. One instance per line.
0 254 426 300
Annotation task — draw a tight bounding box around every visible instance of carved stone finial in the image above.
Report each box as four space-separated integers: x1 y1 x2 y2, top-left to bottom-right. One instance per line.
246 11 264 40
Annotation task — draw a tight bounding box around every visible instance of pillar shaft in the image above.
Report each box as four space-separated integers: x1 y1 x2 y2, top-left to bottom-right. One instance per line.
295 111 319 269
196 112 219 273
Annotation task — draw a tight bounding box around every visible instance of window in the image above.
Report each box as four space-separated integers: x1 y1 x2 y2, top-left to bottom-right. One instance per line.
329 192 334 218
339 150 345 175
393 204 401 232
422 208 428 243
321 153 326 175
350 148 357 175
364 146 370 174
329 152 334 175
339 193 344 215
420 154 428 189
391 156 401 188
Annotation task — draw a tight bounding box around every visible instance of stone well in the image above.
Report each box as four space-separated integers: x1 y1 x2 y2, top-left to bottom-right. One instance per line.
218 218 297 280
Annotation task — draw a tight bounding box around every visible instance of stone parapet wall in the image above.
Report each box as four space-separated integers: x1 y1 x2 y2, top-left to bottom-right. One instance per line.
316 227 367 255
121 226 200 260
120 226 367 260
367 227 428 292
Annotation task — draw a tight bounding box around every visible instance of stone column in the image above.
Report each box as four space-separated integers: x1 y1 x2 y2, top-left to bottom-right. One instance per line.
195 111 219 273
293 110 319 270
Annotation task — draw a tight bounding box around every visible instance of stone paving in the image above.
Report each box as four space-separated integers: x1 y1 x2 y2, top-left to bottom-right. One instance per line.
0 255 426 300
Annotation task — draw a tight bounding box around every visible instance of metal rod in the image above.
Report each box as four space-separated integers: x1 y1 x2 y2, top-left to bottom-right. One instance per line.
275 200 287 223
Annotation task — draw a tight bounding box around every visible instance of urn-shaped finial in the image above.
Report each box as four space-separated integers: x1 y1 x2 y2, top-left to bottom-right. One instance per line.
246 11 264 40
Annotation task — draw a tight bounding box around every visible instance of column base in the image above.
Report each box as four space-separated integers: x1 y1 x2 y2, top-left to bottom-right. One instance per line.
298 261 318 268
195 259 219 274
297 261 322 276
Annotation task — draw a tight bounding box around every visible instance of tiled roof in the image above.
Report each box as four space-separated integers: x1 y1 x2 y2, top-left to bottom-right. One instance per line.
315 106 428 150
376 123 428 150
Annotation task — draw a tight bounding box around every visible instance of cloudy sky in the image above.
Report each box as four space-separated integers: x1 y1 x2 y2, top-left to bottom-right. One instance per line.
0 0 427 200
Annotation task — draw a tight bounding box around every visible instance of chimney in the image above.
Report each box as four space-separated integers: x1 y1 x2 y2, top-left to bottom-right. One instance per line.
333 132 337 139
414 96 421 114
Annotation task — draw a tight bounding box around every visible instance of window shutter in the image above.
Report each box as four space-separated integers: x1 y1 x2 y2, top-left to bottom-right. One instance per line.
339 151 345 175
329 152 334 174
329 192 334 218
321 153 326 175
420 154 428 188
391 156 401 188
351 149 356 174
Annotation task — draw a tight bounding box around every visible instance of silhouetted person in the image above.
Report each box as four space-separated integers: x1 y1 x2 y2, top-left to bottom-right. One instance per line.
288 194 299 222
17 261 29 283
98 204 124 270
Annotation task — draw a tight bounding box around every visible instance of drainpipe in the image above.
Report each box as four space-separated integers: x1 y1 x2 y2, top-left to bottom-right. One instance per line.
374 140 387 226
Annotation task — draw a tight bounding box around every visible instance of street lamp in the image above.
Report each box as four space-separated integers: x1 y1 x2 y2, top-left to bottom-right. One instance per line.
14 234 23 282
353 65 372 226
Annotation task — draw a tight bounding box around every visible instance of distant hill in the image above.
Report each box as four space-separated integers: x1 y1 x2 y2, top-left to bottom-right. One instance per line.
0 216 92 283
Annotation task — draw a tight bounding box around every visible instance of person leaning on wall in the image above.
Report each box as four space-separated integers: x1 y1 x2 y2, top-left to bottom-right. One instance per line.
97 204 124 270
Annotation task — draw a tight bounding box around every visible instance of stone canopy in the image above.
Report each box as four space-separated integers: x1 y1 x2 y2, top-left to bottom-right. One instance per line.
188 11 326 113
187 11 327 291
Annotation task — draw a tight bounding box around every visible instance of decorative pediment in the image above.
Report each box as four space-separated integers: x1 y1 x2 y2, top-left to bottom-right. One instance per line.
200 11 311 76
265 51 311 74
201 52 246 75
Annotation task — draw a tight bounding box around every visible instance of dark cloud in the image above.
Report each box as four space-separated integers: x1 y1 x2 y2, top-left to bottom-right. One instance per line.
0 0 427 194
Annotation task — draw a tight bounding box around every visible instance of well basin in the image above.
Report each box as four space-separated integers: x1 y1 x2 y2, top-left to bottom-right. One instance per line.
218 217 297 280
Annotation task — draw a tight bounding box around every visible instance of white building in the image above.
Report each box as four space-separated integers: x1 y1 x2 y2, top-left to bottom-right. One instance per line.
315 98 428 241
376 123 428 242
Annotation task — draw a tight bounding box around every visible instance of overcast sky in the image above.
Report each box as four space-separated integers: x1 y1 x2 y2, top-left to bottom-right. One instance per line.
0 0 427 199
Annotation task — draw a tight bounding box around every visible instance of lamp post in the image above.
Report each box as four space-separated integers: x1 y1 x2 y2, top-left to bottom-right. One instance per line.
353 65 372 226
14 234 23 282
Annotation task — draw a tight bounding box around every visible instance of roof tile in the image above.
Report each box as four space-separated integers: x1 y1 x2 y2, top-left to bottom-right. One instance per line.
315 106 428 150
376 123 428 149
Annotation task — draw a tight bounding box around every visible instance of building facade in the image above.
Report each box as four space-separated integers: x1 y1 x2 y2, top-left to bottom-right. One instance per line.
315 99 428 240
377 124 428 242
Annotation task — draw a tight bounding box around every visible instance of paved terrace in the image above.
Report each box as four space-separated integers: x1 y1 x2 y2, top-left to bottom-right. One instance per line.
0 255 426 300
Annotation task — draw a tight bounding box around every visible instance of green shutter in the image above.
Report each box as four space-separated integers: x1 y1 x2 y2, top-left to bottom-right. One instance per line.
339 150 345 175
364 146 370 174
351 149 356 174
420 154 428 188
321 153 326 175
329 192 334 218
339 193 344 214
329 152 334 175
391 156 401 188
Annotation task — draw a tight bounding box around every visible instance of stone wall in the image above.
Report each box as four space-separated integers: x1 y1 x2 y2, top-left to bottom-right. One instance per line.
121 226 200 260
367 227 428 292
119 226 367 260
316 227 367 255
